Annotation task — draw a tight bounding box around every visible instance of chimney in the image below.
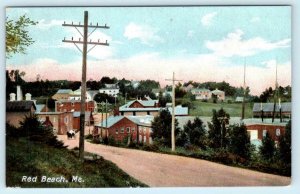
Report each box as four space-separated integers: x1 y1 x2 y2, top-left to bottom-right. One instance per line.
9 93 16 101
16 85 23 101
25 93 32 101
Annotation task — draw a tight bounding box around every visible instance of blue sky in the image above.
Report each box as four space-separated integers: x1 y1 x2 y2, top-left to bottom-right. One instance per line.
6 6 291 95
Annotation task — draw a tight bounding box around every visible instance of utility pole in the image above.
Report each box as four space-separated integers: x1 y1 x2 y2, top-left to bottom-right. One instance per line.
165 72 182 151
62 11 109 161
272 60 278 123
241 60 246 120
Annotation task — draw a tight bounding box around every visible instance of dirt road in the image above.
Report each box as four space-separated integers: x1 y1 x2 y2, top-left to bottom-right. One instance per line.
58 135 291 187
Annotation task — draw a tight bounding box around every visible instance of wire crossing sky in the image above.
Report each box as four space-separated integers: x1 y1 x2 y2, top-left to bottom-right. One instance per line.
6 6 291 95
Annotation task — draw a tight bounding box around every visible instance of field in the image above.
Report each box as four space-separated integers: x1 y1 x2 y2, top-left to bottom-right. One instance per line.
190 101 253 118
6 137 147 188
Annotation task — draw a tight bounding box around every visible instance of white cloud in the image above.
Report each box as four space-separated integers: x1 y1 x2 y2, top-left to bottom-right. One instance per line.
187 30 195 37
205 29 291 57
201 12 217 26
37 19 64 29
123 22 164 46
250 17 260 23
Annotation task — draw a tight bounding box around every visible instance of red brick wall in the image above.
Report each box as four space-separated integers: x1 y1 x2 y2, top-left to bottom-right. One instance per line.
56 101 95 112
246 124 285 141
94 117 152 144
73 117 80 131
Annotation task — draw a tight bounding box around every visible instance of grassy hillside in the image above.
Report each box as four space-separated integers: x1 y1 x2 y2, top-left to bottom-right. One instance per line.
6 137 147 188
190 101 253 118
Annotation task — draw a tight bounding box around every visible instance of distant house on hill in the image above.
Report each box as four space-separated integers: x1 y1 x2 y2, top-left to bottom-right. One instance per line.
235 96 244 102
94 115 154 144
99 83 120 97
152 88 172 98
191 88 211 100
52 89 72 100
211 89 225 101
182 83 194 92
6 101 36 127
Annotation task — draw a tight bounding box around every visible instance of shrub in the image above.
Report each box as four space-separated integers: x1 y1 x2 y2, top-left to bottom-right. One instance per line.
108 136 116 146
142 144 159 152
85 134 93 139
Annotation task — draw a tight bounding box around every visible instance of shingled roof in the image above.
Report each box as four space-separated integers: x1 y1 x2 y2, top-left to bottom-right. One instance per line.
6 101 36 112
253 102 291 112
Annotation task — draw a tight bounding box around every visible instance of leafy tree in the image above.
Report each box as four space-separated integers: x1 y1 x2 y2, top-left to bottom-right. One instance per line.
6 15 38 58
259 131 276 161
94 93 117 104
229 124 251 160
158 92 171 107
17 115 65 148
278 120 291 164
208 108 230 149
183 117 207 149
152 109 180 146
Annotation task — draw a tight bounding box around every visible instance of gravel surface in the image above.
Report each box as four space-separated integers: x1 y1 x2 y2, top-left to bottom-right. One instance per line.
58 134 291 187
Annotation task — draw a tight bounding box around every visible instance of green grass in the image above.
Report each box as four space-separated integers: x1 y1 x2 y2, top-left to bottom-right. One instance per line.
6 137 147 188
190 101 253 118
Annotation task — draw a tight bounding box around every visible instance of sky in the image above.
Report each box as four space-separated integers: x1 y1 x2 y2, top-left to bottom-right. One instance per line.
6 6 291 95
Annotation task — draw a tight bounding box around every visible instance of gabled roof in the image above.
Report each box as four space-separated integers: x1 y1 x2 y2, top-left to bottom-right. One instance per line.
73 111 93 121
253 102 291 112
191 88 210 92
95 115 154 128
6 101 36 112
36 104 46 113
119 100 159 111
56 89 72 94
211 89 225 94
167 105 189 116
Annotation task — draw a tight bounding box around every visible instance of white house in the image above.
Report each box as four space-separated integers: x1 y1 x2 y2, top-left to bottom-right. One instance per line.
191 88 212 100
99 83 120 97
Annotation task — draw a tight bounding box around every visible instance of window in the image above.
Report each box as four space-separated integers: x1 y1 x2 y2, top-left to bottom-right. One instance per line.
139 126 142 133
120 127 124 133
64 116 68 124
53 117 56 123
115 129 118 134
126 127 130 133
133 112 136 116
263 130 267 137
132 127 135 132
147 111 150 115
276 128 281 136
71 102 74 106
143 127 147 133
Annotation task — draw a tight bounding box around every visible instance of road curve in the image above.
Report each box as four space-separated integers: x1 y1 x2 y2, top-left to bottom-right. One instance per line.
58 135 291 187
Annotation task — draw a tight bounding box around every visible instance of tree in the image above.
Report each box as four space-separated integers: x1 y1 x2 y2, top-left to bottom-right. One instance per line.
94 93 117 104
151 109 180 146
6 15 38 58
183 117 207 149
259 131 276 161
208 108 230 149
229 124 251 160
278 120 291 164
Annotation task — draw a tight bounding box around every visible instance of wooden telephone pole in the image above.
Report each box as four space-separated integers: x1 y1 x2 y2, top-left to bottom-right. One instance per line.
272 60 279 123
241 60 246 120
62 11 109 161
165 72 182 151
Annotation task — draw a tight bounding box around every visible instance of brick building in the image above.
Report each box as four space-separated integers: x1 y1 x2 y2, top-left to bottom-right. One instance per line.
119 100 161 116
55 100 96 112
94 115 154 144
72 111 94 131
6 101 36 127
36 112 73 135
